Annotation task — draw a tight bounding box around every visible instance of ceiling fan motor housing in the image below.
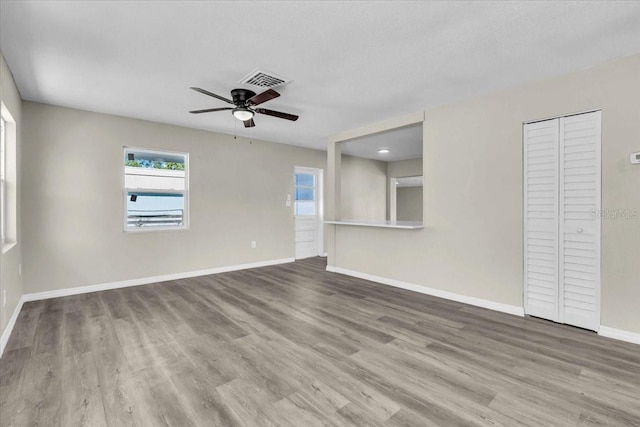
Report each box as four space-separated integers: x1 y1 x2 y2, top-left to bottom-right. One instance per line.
231 88 257 106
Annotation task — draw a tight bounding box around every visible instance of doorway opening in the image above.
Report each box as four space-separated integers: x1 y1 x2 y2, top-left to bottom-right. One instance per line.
294 167 323 259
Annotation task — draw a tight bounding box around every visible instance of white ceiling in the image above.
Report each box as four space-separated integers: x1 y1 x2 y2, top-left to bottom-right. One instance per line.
1 1 639 152
340 124 422 162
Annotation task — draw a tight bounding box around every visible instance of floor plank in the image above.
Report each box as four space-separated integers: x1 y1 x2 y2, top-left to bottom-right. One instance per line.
1 257 639 426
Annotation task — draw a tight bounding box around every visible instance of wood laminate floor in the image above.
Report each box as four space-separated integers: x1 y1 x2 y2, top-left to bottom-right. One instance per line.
1 257 639 426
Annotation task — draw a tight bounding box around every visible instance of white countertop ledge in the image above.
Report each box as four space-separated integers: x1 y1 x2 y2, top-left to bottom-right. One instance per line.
324 220 424 229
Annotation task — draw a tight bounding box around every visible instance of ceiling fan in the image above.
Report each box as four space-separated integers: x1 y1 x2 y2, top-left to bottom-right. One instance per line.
189 87 299 128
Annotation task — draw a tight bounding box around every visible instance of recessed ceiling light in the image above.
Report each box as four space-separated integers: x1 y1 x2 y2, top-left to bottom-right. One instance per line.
378 148 390 154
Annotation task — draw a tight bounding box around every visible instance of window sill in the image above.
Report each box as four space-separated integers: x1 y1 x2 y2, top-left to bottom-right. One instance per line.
123 225 189 233
2 241 17 254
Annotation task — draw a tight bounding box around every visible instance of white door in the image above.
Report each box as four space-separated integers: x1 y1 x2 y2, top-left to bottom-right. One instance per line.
524 118 561 322
294 167 322 259
559 111 601 330
524 111 601 331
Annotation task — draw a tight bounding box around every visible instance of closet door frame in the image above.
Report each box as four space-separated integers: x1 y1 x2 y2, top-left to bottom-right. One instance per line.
558 117 566 324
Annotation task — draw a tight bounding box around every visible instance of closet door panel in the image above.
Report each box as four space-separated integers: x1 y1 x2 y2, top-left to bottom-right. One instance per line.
524 119 560 322
559 111 601 331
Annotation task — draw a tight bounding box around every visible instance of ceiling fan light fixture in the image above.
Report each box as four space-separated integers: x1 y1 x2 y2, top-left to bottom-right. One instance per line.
232 107 254 122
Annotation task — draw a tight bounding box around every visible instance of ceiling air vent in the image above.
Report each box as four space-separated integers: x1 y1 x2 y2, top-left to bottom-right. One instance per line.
240 68 290 88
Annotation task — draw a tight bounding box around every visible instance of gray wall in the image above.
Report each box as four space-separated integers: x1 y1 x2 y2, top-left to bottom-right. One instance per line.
0 52 23 341
396 186 423 222
22 102 326 294
387 158 423 220
329 54 640 334
387 158 422 178
340 155 387 220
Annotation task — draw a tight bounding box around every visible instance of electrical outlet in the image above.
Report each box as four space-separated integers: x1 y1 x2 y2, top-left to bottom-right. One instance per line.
2 290 6 307
251 241 257 249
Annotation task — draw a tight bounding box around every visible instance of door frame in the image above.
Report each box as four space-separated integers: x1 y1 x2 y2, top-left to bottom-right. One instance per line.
294 166 324 258
389 177 398 222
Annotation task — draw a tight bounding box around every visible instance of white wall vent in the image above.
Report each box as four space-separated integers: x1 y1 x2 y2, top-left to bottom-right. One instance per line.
240 69 290 88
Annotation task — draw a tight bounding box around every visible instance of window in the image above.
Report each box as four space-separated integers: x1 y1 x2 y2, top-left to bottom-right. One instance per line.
1 116 6 244
123 147 188 231
294 172 316 216
0 103 16 251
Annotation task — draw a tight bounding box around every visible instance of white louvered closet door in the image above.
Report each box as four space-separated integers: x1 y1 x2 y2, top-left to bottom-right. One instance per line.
559 111 601 331
524 119 561 322
524 111 601 331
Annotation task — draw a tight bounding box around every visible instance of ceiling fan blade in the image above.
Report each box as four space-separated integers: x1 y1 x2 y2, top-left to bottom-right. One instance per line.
243 118 255 128
189 107 233 114
190 87 233 104
247 89 280 106
255 108 298 121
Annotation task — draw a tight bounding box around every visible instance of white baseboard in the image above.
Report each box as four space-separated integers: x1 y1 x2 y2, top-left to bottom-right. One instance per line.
22 257 295 303
326 266 525 317
327 266 640 346
0 295 25 358
6 259 636 356
598 326 640 345
1 257 294 358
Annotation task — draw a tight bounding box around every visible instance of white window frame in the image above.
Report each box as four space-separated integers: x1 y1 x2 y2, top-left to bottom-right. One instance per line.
294 170 317 217
1 102 17 253
123 147 189 233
